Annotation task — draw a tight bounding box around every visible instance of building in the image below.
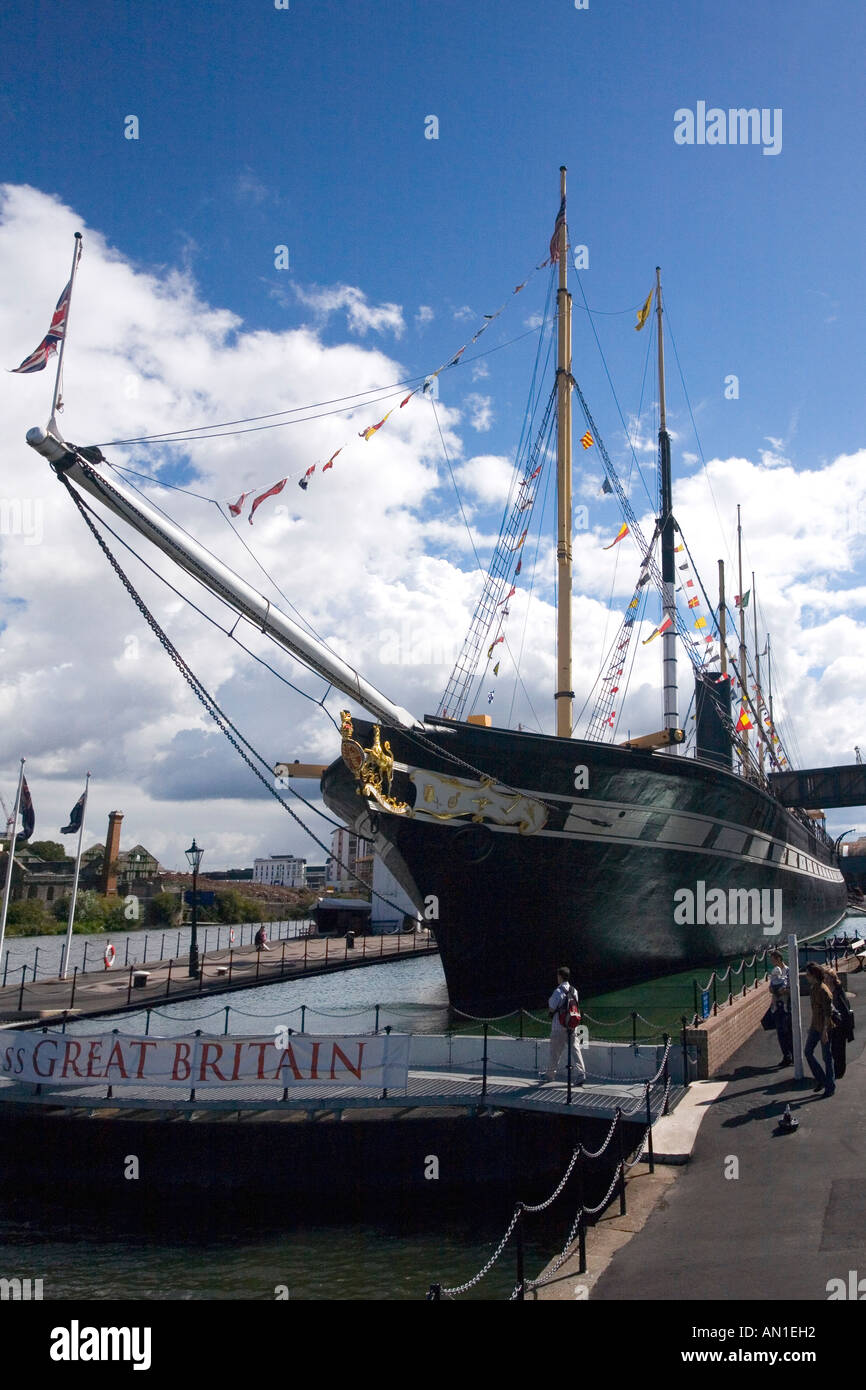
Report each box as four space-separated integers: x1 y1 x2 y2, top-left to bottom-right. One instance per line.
252 855 307 888
371 856 422 932
326 827 372 890
304 864 327 891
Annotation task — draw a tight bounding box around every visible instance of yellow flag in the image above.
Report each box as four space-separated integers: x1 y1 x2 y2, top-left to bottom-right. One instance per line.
635 289 653 332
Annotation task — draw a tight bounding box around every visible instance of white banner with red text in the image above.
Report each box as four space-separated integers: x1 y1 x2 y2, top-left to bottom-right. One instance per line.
1 1032 410 1089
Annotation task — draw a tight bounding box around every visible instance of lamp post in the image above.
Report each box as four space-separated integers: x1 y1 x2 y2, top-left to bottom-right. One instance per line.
186 838 204 978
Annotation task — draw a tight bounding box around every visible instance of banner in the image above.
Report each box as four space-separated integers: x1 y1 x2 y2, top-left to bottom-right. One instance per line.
0 1032 410 1090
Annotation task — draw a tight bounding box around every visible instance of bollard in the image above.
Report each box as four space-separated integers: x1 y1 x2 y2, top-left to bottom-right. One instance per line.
33 948 39 983
224 1005 230 1036
616 1108 626 1216
515 1205 525 1302
166 958 173 997
126 965 134 1006
70 966 78 1010
301 1004 306 1033
482 1022 489 1098
374 1004 380 1034
18 964 26 1012
645 1083 655 1174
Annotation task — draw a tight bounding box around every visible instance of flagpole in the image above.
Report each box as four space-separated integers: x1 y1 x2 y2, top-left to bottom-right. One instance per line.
0 758 26 968
60 772 90 981
554 165 574 738
48 232 83 431
655 267 679 753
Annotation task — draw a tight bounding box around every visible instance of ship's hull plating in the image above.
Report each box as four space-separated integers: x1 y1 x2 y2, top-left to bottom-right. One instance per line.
321 718 848 1015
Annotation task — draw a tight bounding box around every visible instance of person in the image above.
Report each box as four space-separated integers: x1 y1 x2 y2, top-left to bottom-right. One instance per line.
543 966 586 1085
821 962 854 1081
804 963 835 1097
768 949 793 1065
254 925 270 952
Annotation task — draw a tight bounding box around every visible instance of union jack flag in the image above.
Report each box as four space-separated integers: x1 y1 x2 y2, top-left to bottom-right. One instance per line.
11 276 74 373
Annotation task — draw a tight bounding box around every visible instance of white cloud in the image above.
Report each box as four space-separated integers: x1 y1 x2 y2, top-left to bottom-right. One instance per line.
292 281 405 337
453 454 514 504
452 304 474 322
464 393 493 432
415 305 434 327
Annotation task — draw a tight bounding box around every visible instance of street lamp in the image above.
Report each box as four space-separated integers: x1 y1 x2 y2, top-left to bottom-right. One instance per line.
185 838 204 978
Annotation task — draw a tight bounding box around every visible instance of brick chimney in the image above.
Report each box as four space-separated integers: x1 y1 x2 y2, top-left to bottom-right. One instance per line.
102 811 124 896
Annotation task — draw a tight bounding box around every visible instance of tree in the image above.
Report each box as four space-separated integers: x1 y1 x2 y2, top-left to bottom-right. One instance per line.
6 899 52 934
28 840 70 862
146 892 180 926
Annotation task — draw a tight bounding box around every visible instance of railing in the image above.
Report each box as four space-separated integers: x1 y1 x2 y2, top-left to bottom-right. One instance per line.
427 1037 674 1301
1 928 438 1016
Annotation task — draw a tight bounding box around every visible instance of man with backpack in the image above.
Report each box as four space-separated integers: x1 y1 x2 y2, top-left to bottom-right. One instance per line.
543 966 586 1085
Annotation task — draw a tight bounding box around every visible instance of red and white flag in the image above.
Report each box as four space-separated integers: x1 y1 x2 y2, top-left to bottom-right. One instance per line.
249 478 287 524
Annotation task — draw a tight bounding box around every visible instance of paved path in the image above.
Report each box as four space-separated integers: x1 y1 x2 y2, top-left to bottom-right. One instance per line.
0 931 438 1024
588 968 865 1301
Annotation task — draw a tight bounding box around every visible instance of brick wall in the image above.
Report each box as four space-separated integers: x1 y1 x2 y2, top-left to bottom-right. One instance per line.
685 981 774 1079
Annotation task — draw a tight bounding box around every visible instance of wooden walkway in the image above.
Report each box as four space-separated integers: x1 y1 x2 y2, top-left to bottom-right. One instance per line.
0 931 438 1025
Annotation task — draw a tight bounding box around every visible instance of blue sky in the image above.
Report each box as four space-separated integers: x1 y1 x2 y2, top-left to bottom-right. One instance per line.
2 0 866 865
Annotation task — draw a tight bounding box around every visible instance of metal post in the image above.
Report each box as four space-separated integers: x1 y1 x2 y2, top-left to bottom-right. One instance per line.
515 1205 525 1302
125 938 130 967
482 1022 489 1098
427 1285 442 1301
33 948 39 982
199 953 205 993
616 1108 626 1215
380 933 383 957
83 942 89 974
304 934 308 968
576 1123 587 1274
693 979 699 1019
126 965 134 1005
567 1030 573 1105
256 949 261 980
144 934 149 961
301 1005 306 1032
160 932 166 960
224 1005 230 1035
189 1029 200 1103
228 950 233 983
662 1033 671 1115
176 931 181 955
789 931 804 1081
680 1016 690 1089
281 941 286 973
712 972 718 1016
166 957 173 997
2 951 8 987
344 934 348 962
518 1009 524 1040
70 966 78 1010
18 964 26 1011
645 1083 655 1173
374 1004 380 1033
325 938 329 965
145 1009 151 1036
632 1011 637 1048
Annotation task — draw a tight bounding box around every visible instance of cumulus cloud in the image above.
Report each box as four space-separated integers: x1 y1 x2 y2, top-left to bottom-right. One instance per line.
292 281 405 337
415 305 434 327
464 393 493 432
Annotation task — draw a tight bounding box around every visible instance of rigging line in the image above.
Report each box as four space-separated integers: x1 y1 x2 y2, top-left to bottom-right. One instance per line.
664 303 732 572
573 299 649 316
429 394 544 734
57 476 412 909
94 325 548 449
106 461 214 503
68 483 342 763
508 418 557 730
109 461 334 651
574 273 657 513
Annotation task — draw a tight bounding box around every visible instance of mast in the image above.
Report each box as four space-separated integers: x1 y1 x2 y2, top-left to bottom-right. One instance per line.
717 559 728 676
27 428 421 733
655 267 678 749
767 632 775 750
555 165 574 738
737 504 749 771
752 570 764 778
49 233 83 430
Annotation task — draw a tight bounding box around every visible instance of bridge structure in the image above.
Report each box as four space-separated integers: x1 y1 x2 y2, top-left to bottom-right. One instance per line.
768 764 866 810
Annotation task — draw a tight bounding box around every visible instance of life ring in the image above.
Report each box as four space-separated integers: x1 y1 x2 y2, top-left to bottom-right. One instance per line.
103 943 116 970
229 929 236 945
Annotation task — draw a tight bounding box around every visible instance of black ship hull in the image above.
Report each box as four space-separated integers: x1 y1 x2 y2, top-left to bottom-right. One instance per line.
322 717 848 1015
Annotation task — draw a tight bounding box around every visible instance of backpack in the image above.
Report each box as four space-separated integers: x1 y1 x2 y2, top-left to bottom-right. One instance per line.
557 985 582 1030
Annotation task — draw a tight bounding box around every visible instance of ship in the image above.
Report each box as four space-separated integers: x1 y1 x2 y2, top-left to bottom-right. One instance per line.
25 169 848 1014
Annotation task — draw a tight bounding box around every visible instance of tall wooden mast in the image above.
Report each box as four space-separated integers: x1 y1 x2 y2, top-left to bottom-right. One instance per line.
555 165 574 738
655 267 679 749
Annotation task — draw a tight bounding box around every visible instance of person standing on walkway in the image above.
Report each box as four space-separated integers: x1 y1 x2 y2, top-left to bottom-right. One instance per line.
544 966 586 1085
804 963 835 1097
768 949 793 1065
821 962 854 1081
